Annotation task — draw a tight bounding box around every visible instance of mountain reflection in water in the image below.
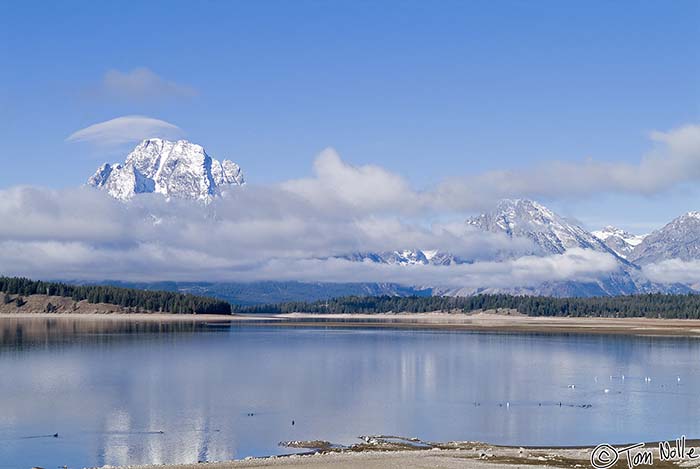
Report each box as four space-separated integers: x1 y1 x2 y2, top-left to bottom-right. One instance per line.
1 317 699 468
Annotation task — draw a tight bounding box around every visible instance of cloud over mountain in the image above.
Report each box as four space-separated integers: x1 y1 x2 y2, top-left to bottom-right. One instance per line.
66 116 183 146
0 182 617 288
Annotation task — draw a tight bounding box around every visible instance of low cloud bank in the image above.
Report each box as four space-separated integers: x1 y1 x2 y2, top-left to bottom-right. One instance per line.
0 186 617 287
642 259 700 286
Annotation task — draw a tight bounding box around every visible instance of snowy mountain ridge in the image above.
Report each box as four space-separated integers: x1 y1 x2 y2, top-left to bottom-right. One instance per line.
591 225 646 259
88 138 244 201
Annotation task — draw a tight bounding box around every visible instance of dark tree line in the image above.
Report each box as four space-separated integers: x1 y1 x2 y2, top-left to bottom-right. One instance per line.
0 276 231 315
6 274 700 319
232 293 700 319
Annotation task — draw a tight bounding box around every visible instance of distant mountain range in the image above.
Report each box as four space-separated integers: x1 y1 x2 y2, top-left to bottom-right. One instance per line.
87 139 700 300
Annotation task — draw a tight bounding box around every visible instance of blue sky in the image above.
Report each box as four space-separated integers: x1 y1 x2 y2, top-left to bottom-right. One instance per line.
1 0 698 232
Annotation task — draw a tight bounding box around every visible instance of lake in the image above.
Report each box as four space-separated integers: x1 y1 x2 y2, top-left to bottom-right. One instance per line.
1 317 699 468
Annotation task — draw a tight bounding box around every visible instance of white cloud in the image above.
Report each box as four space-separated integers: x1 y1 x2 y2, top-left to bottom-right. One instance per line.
233 249 618 288
281 148 423 213
642 259 700 285
101 67 197 99
66 116 183 146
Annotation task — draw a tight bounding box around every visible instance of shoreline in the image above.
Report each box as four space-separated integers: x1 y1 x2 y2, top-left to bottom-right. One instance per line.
3 310 700 337
265 312 700 337
105 438 700 469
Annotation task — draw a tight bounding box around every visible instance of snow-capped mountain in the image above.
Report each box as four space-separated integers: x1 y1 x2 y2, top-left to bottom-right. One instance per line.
343 250 460 266
459 199 653 296
88 138 244 201
629 212 700 265
466 199 615 256
592 226 646 259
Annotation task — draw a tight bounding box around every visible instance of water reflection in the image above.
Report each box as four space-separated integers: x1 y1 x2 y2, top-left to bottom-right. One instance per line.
1 319 699 468
0 317 230 349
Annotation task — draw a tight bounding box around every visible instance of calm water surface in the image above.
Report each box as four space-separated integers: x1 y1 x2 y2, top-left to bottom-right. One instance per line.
1 318 699 468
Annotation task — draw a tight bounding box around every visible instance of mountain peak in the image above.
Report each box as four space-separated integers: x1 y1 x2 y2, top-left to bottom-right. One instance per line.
630 211 700 264
88 138 244 201
467 198 613 255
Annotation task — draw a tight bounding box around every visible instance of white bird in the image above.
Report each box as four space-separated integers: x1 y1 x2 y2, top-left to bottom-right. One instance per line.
604 389 610 393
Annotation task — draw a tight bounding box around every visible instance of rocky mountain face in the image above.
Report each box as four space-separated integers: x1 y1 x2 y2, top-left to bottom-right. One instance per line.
460 199 648 296
592 226 646 259
88 139 244 201
629 212 700 265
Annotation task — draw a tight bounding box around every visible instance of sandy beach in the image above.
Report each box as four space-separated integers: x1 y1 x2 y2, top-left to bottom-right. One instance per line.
110 448 582 469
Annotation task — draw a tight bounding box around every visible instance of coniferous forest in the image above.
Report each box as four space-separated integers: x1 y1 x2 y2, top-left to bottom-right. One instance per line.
0 276 232 315
231 293 700 319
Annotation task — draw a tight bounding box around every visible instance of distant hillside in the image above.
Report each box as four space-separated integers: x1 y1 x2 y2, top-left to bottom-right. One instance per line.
0 277 231 315
84 280 432 305
0 293 155 315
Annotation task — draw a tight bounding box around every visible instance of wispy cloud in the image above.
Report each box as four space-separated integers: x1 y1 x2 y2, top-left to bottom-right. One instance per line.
66 116 183 146
434 124 700 210
278 124 700 214
100 67 197 100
